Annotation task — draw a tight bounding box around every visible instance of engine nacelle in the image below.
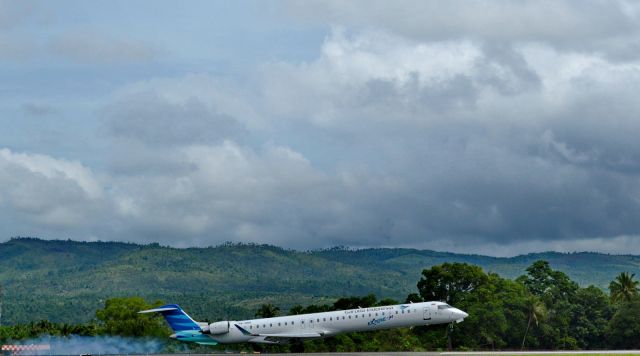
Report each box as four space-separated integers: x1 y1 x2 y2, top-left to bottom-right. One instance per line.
208 321 230 335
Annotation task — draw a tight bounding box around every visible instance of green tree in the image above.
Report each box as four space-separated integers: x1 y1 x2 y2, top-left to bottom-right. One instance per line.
454 273 530 350
0 283 3 327
405 293 422 303
521 296 546 350
518 260 579 301
606 296 640 349
414 263 532 350
333 294 376 310
95 297 167 337
255 303 280 318
417 263 488 305
609 272 639 304
376 298 399 306
416 263 490 351
570 286 612 349
517 260 579 349
288 305 304 315
294 304 333 314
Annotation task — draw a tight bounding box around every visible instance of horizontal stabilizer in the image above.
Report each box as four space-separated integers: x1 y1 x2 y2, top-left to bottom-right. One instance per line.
138 307 179 314
138 304 201 332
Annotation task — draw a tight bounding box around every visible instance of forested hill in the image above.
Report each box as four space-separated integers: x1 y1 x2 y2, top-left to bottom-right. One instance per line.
1 237 639 325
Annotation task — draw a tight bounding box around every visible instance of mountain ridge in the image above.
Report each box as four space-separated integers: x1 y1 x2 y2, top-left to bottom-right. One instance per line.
1 237 639 325
7 236 638 258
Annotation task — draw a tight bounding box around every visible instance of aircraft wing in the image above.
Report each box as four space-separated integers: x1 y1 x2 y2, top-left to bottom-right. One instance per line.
255 332 324 338
234 324 324 342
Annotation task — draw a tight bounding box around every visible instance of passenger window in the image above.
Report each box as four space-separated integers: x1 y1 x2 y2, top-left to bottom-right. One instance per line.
330 317 332 321
292 321 294 325
317 318 320 322
323 318 326 321
375 313 378 316
263 324 266 328
250 326 253 329
278 322 281 326
270 323 272 327
355 315 358 318
301 321 304 324
257 325 259 329
348 315 351 319
284 322 287 326
342 316 345 320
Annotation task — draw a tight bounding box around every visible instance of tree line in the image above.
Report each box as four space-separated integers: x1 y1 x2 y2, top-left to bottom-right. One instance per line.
1 260 638 351
256 261 639 351
0 297 167 342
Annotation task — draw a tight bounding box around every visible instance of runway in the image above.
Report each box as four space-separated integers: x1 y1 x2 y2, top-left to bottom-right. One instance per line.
146 352 640 356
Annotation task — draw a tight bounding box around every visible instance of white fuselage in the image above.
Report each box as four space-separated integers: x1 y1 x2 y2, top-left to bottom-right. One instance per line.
207 301 467 344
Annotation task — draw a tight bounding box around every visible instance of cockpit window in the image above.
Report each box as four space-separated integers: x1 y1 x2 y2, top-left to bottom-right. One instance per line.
438 304 453 309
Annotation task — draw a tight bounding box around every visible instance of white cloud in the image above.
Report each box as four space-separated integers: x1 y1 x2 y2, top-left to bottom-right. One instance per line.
4 2 640 255
0 148 103 199
0 148 105 232
252 29 640 251
285 0 640 60
108 141 343 247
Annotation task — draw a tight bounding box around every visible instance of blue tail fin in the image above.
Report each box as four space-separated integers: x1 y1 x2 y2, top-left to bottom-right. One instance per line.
139 304 201 332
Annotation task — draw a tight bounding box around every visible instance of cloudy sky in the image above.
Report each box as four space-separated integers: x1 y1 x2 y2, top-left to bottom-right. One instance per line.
2 0 640 256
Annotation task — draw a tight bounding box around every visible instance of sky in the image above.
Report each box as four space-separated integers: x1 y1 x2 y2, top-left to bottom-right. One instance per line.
2 0 640 256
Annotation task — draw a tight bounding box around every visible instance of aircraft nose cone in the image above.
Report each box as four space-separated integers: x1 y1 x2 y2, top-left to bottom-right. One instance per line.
451 308 468 322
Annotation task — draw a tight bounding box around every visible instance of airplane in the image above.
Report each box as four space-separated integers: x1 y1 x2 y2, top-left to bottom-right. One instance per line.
139 301 468 345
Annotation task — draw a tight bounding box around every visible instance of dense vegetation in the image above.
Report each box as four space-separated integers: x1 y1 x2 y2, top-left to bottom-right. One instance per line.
282 262 640 351
1 261 638 351
1 237 640 325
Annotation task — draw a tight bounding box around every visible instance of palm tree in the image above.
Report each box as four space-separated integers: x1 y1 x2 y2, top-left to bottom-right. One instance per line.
521 296 547 350
610 272 639 303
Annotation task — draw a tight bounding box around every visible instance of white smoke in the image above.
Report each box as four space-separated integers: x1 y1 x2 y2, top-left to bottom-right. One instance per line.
9 335 165 355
